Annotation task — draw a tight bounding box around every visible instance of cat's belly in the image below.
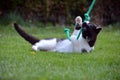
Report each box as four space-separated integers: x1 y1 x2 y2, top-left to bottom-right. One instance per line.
54 39 73 52
71 35 92 52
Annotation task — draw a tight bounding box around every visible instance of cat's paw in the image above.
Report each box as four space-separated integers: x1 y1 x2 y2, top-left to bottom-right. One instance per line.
75 16 82 25
32 45 38 51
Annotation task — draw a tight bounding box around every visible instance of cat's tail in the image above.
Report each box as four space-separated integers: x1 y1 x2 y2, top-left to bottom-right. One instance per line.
14 22 39 45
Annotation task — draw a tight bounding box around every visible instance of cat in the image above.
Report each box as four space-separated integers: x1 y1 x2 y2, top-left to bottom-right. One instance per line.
14 16 102 53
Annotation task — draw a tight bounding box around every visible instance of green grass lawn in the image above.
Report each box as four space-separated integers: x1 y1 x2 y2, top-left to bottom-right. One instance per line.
0 24 120 80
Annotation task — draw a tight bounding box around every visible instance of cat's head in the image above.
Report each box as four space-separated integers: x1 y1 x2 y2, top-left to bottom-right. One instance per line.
82 22 102 42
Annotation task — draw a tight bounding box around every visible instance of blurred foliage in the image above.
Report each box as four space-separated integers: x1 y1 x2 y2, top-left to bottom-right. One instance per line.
0 0 120 26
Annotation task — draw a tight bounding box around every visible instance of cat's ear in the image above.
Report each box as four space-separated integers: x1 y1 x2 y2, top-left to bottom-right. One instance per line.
96 27 102 33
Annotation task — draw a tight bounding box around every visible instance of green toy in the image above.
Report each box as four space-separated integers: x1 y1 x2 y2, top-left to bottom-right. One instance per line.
64 28 71 41
64 0 96 40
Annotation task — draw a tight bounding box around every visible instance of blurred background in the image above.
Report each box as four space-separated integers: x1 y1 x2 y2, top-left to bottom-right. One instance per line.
0 1 120 79
0 0 120 26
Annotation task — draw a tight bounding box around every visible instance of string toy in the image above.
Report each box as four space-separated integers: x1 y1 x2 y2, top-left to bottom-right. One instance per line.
64 0 96 40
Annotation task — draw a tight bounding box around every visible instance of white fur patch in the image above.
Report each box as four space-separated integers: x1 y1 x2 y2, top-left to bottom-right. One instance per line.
75 16 82 26
55 39 73 52
32 38 57 51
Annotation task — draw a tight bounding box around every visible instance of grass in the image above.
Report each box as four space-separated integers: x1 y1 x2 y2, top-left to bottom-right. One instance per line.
0 24 120 80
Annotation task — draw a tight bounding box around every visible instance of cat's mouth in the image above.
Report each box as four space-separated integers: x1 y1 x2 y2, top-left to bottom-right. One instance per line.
75 23 81 30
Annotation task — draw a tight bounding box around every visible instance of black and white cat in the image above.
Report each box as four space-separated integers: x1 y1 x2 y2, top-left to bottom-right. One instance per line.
14 16 101 53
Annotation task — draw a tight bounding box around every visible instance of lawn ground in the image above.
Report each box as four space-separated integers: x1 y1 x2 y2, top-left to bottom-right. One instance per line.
0 24 120 80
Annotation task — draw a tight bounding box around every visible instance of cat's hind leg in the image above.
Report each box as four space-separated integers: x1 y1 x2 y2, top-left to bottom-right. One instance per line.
32 38 57 51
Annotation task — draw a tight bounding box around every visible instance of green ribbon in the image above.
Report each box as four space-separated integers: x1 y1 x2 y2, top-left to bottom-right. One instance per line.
64 28 71 41
84 0 96 22
77 0 96 40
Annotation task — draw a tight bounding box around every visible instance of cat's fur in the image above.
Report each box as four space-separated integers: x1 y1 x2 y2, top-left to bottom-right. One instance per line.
14 16 101 53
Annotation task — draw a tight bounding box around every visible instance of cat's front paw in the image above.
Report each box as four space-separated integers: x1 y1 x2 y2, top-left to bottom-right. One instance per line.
75 16 82 25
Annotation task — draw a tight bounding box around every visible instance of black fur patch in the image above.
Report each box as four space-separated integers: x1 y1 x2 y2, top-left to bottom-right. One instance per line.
82 22 101 47
75 23 81 30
